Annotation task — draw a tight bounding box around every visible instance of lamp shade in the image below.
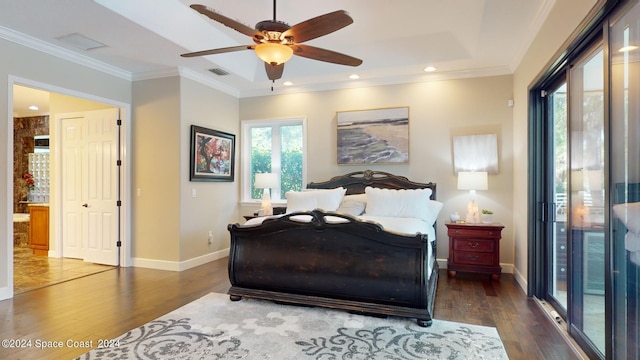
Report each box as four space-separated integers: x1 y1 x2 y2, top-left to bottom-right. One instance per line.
457 171 488 191
255 43 293 65
254 173 278 189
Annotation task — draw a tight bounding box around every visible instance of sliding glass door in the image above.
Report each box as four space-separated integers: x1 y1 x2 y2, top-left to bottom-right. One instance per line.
610 3 640 358
568 45 606 355
548 82 569 313
531 2 640 358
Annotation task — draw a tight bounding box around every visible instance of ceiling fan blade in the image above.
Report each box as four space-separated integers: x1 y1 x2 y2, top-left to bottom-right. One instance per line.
190 4 263 40
283 10 353 43
181 45 255 58
265 62 284 80
292 44 362 66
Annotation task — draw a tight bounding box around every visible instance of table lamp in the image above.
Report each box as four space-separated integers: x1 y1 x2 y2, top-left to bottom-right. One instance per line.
457 171 488 223
254 173 278 216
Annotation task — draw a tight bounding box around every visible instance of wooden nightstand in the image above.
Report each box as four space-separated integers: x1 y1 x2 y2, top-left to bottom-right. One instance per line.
446 221 503 280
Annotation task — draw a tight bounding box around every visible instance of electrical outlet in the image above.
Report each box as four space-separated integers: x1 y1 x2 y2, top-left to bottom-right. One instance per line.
208 230 213 245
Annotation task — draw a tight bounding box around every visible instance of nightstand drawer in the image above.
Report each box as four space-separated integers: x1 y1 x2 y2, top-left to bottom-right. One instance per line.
453 251 495 266
452 238 495 252
447 227 500 238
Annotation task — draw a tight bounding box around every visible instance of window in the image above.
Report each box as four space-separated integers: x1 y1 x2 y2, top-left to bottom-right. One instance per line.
241 118 306 203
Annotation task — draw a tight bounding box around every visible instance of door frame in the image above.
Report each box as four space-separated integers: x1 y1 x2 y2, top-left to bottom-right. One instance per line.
6 76 132 281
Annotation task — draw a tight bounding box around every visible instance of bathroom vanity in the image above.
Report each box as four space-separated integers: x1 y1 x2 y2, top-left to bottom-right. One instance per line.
29 204 49 256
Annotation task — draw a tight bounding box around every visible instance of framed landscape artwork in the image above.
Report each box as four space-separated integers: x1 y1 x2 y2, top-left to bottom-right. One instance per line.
190 125 235 182
337 107 409 165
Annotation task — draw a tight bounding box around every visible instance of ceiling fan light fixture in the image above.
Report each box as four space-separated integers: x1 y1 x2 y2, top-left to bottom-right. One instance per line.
255 43 293 65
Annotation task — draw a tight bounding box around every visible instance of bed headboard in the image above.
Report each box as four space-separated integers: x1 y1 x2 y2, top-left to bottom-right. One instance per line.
307 170 436 199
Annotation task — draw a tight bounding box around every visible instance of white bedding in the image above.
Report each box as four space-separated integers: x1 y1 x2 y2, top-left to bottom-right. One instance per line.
243 213 437 278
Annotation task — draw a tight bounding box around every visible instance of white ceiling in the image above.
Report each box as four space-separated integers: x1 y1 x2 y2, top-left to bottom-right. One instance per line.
3 0 554 116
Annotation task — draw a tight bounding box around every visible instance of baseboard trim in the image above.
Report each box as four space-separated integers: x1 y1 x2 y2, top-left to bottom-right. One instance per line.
512 266 528 293
436 258 515 274
132 248 229 271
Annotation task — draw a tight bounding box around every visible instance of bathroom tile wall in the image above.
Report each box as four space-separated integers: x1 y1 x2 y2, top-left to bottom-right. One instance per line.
13 116 49 213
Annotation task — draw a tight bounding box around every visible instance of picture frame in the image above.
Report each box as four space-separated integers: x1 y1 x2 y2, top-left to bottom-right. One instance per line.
190 125 235 182
337 106 409 165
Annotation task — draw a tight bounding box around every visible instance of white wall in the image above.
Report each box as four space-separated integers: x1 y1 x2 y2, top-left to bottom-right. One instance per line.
511 0 598 288
240 76 515 268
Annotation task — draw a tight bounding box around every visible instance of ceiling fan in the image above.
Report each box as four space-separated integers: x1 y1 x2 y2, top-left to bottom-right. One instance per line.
181 1 363 82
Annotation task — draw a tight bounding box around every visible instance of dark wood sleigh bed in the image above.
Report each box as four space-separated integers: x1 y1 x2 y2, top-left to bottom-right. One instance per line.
227 170 438 326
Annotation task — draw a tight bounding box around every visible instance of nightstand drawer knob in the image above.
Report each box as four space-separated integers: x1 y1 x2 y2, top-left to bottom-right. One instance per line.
488 231 493 235
467 255 480 261
468 242 479 248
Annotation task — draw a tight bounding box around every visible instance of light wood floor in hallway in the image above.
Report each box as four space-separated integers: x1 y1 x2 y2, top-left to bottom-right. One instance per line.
0 258 580 359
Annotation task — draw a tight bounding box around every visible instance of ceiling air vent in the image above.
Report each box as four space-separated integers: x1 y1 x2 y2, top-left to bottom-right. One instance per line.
208 68 229 76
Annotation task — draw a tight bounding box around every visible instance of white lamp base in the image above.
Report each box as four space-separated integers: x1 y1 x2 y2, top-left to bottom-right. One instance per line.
465 196 480 223
261 188 273 216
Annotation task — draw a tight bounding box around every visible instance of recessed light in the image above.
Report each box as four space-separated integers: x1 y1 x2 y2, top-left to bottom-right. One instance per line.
349 74 359 80
283 81 293 86
424 66 436 72
28 105 39 111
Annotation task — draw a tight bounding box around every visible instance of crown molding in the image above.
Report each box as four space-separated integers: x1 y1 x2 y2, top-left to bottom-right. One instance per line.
238 65 513 98
0 26 131 81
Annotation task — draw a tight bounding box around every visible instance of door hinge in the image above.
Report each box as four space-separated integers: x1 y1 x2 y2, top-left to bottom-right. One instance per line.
116 119 122 126
117 200 122 207
116 241 122 247
116 160 122 166
541 90 547 98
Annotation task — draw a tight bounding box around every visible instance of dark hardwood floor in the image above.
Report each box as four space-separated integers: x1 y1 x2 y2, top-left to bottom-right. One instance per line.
0 258 579 359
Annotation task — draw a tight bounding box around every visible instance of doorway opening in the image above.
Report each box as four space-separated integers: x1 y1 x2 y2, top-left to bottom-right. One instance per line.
9 81 130 295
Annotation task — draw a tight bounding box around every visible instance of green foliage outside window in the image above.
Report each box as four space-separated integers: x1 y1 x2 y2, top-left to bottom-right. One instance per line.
250 124 303 200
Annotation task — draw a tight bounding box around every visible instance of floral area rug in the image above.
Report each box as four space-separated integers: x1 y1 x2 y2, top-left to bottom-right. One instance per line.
76 292 508 359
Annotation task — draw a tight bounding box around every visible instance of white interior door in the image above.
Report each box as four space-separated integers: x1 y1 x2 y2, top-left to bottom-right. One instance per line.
60 108 119 265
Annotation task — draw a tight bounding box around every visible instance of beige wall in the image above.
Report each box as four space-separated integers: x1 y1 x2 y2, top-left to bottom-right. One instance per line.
511 0 598 286
240 76 515 267
132 77 182 262
179 77 239 261
131 76 240 267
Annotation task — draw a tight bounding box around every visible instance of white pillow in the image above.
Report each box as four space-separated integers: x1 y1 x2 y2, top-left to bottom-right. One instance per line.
285 191 317 212
426 200 444 225
286 188 346 212
613 202 640 236
365 187 433 222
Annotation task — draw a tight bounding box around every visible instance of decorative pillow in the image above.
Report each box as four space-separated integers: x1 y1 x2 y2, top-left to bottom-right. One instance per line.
364 187 433 222
286 188 346 212
613 202 640 236
336 199 366 216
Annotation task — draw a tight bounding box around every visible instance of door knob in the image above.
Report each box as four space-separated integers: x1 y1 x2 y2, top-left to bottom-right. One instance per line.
82 203 89 207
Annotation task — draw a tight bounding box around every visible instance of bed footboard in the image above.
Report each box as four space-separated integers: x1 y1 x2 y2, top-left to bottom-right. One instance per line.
227 210 437 326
